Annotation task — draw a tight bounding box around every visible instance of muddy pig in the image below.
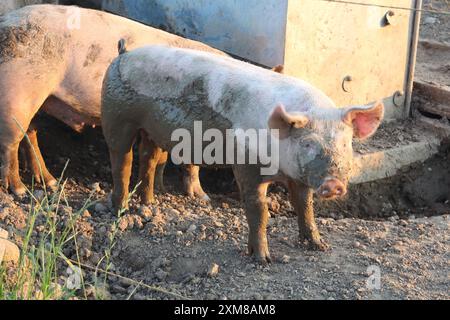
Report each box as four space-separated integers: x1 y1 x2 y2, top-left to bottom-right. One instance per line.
0 4 230 198
101 45 384 263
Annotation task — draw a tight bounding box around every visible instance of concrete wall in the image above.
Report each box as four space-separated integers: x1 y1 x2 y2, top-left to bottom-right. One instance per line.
102 0 288 67
0 0 101 15
0 0 57 15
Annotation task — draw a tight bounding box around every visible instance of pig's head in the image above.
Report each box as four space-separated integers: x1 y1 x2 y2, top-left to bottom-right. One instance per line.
269 101 384 199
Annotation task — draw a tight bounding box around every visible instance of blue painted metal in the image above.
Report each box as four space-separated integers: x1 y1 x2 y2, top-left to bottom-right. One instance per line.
102 0 288 67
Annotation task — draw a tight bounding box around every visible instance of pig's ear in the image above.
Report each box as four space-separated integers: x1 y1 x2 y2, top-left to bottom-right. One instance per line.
268 104 309 139
271 65 284 74
343 101 384 140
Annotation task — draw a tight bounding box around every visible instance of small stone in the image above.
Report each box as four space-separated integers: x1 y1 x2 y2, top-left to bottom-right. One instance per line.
82 210 91 218
176 230 183 237
33 190 45 201
98 225 107 236
187 224 197 233
165 208 180 221
281 255 290 264
252 293 263 300
268 197 281 213
90 252 101 265
424 16 437 24
94 202 108 213
399 219 408 227
207 263 220 277
155 269 168 281
0 227 8 239
120 278 134 288
90 182 101 193
118 218 128 231
0 238 20 264
354 241 361 248
139 206 153 221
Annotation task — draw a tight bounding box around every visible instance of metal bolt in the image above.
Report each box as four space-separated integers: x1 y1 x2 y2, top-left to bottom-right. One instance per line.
342 75 353 93
393 90 404 107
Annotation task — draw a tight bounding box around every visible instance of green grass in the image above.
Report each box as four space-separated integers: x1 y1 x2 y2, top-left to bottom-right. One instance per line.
1 123 185 300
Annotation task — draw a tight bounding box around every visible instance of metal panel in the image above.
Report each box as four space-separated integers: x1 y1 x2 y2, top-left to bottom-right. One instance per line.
283 0 417 119
102 0 288 67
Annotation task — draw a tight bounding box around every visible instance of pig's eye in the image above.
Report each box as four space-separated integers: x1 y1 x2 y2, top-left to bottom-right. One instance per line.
304 143 312 148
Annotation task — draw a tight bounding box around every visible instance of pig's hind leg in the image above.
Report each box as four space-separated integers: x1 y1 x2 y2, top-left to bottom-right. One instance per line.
21 122 57 189
155 151 168 193
137 130 163 205
106 124 138 213
232 165 271 264
287 179 329 251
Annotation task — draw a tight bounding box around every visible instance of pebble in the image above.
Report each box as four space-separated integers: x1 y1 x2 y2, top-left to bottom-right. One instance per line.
281 255 290 264
82 210 91 218
187 224 197 233
94 202 108 213
424 16 437 25
90 182 101 193
207 263 220 277
155 269 168 281
139 206 153 221
33 190 45 201
0 238 20 263
0 227 8 239
118 217 129 231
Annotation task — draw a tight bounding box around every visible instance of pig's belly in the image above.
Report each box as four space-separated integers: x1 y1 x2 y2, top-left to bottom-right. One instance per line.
141 99 233 167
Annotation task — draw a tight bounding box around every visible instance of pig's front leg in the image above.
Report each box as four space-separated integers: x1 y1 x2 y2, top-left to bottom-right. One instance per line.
287 179 329 251
233 165 271 264
183 164 210 201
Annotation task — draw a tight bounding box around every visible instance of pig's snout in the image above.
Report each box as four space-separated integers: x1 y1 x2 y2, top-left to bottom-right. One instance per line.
317 178 347 199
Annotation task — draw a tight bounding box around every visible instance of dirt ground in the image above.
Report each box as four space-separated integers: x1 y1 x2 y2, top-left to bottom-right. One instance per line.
0 1 449 300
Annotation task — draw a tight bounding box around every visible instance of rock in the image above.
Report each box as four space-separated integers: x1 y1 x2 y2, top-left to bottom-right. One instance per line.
33 190 45 201
165 208 180 221
207 263 220 277
0 227 8 239
90 182 102 193
118 217 128 231
89 252 101 265
268 197 281 213
139 206 153 222
120 278 134 288
281 255 290 264
94 202 108 213
82 209 91 218
424 16 437 25
0 238 20 264
187 224 197 233
155 269 168 281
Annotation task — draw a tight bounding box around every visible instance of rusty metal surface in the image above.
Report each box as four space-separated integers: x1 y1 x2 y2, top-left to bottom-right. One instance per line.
283 0 419 119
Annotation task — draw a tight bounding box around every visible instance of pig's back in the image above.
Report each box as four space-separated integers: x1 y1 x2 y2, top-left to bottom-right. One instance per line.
0 5 225 119
119 45 336 128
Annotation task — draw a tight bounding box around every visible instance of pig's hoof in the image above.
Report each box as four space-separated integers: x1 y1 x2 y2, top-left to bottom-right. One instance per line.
256 254 272 265
302 237 330 251
46 179 58 191
12 186 27 198
248 246 272 265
